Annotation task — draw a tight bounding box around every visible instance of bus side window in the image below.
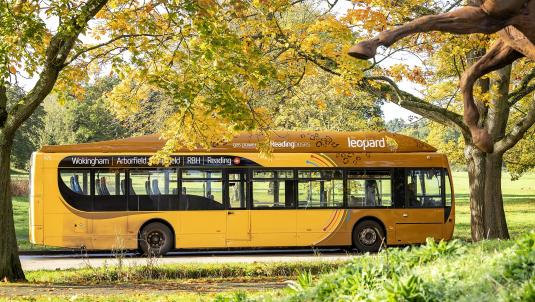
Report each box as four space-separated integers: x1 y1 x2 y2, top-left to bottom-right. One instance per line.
58 169 92 211
297 170 343 208
129 169 178 211
406 169 443 208
346 170 391 208
181 170 224 210
445 170 452 207
93 169 127 211
59 169 90 196
252 170 295 208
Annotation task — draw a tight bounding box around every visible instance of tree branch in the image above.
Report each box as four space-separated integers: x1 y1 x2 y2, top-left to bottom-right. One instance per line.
362 75 471 138
63 33 173 67
508 67 535 106
495 94 535 154
4 0 109 136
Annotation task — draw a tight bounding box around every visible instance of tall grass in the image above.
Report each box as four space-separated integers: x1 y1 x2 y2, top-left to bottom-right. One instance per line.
27 261 346 284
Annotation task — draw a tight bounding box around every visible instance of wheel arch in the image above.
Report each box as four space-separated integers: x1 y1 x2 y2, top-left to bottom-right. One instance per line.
138 218 176 249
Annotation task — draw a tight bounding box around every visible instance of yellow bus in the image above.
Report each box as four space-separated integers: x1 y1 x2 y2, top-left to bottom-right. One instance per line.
29 131 454 255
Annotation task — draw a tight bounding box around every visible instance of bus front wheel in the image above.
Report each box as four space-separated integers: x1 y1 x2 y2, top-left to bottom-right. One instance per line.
352 220 385 253
139 222 173 256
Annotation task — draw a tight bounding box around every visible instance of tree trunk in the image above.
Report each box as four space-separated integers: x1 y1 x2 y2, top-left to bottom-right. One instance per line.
465 144 509 241
0 132 25 281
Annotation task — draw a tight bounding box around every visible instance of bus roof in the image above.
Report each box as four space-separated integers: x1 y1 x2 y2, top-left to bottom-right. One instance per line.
39 131 437 153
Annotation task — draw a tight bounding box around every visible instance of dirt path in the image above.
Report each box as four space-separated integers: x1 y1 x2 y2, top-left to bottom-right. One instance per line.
0 279 287 298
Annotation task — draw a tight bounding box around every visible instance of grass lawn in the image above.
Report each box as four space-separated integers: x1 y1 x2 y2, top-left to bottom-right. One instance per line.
451 171 535 240
13 196 32 251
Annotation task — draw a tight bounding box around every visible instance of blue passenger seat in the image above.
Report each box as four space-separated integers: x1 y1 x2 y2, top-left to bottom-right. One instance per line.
152 179 161 195
100 177 110 195
145 180 151 195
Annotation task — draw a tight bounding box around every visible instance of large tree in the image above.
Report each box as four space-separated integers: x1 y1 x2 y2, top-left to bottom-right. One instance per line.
345 0 535 241
1 0 111 281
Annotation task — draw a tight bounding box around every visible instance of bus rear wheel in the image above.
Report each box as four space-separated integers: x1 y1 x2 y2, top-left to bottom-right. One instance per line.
352 220 385 253
139 222 173 256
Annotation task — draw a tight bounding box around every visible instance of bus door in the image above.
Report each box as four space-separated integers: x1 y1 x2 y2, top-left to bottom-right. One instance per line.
394 169 444 244
225 170 251 246
179 169 226 248
250 170 297 247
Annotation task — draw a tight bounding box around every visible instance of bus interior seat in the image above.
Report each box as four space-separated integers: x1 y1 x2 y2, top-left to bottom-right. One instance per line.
100 177 110 195
423 197 435 207
70 176 82 194
145 180 151 195
128 178 136 195
365 180 377 206
152 179 161 195
73 175 83 193
348 195 364 207
407 182 419 206
95 178 102 195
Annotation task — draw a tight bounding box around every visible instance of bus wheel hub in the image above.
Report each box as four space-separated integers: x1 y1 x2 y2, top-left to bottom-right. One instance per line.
148 232 163 247
360 228 377 246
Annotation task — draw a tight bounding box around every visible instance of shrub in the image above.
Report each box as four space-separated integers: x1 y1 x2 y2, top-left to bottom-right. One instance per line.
503 232 535 281
11 180 29 196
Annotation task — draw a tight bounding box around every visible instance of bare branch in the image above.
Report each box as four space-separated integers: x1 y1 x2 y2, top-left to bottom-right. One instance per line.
495 95 535 154
362 75 470 137
508 68 535 106
445 0 464 12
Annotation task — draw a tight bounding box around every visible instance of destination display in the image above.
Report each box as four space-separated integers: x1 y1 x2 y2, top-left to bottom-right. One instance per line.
59 155 260 168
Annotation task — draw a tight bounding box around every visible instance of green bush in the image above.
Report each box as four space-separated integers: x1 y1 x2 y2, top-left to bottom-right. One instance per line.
221 233 535 302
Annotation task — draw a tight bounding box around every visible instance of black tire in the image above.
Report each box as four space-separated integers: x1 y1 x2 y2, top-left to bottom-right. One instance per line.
352 220 385 253
139 222 173 256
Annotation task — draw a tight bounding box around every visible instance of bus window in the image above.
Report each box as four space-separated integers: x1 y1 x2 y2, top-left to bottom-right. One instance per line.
252 170 294 208
347 170 391 207
297 170 343 208
228 171 247 209
445 170 452 207
58 169 93 211
406 169 443 208
181 170 224 210
59 169 90 195
94 169 127 211
129 169 178 211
